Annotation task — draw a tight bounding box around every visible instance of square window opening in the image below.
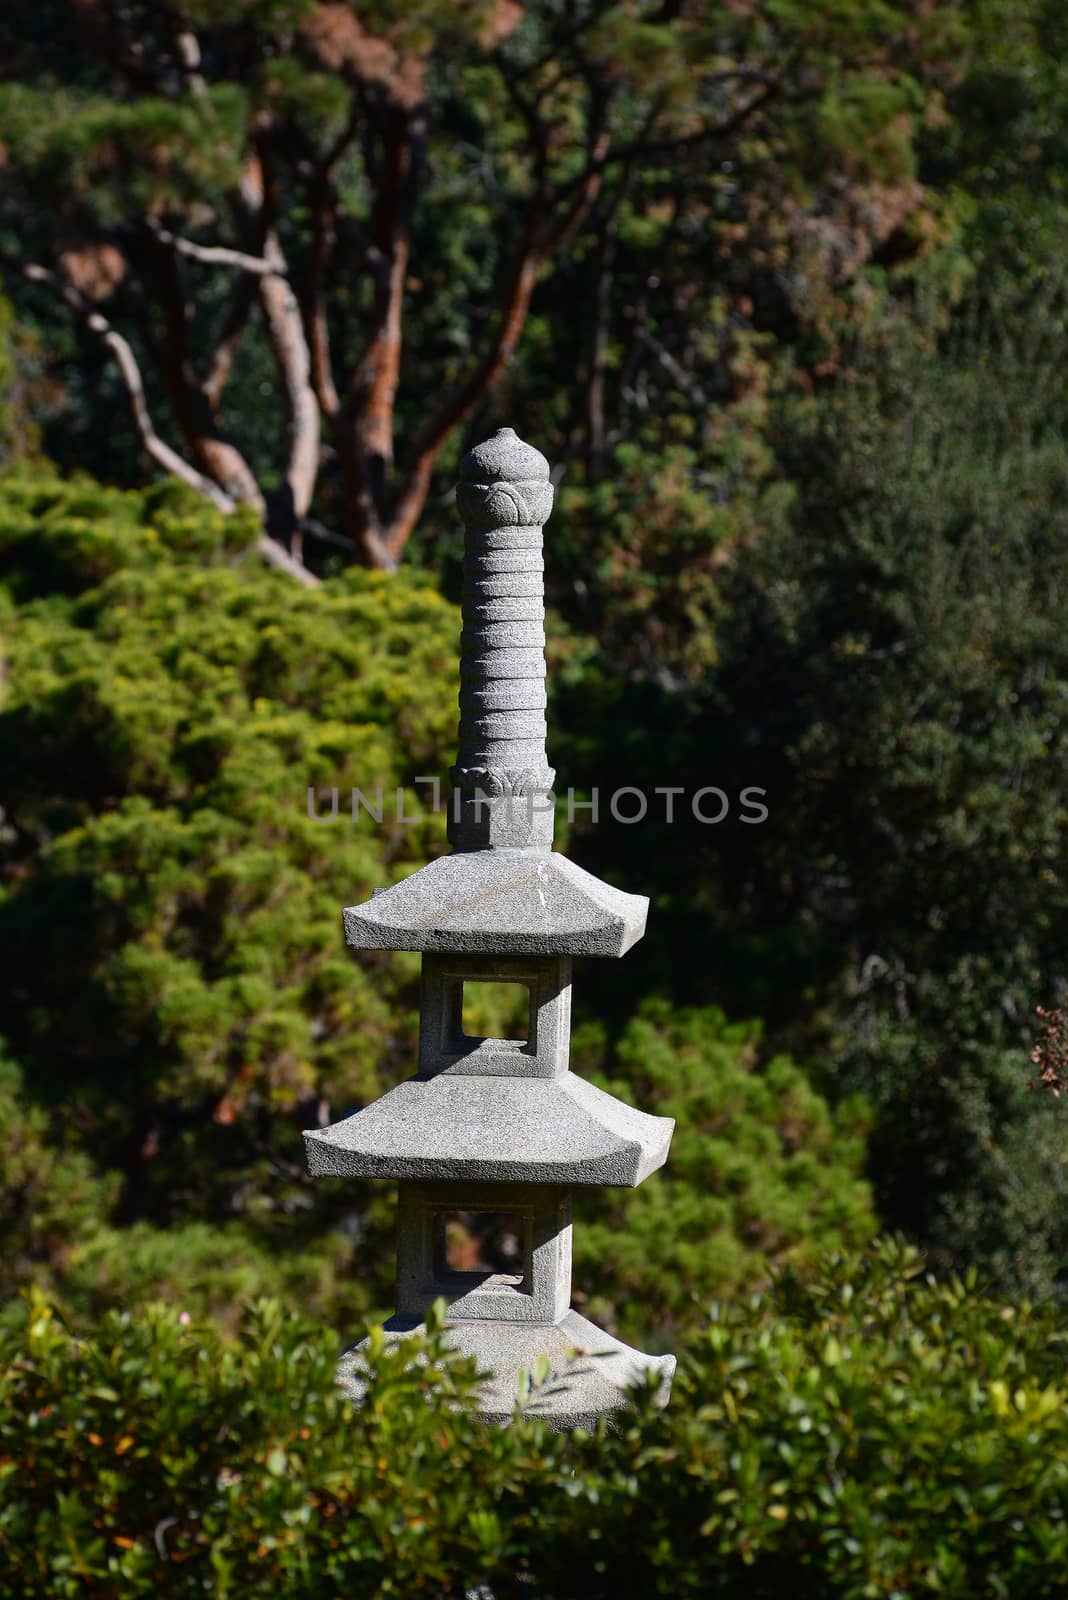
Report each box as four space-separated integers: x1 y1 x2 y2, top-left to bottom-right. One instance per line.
433 1211 527 1287
460 980 531 1044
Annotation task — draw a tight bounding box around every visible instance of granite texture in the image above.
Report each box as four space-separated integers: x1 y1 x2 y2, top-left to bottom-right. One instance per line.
417 953 572 1079
394 1181 572 1325
338 1309 675 1430
450 427 555 849
303 1070 674 1188
343 849 648 957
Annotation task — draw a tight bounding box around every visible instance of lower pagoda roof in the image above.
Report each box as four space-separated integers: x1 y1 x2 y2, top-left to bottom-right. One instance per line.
303 1073 672 1188
343 849 648 958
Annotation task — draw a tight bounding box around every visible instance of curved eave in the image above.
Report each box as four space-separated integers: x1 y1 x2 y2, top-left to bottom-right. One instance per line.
304 1073 673 1189
343 850 648 959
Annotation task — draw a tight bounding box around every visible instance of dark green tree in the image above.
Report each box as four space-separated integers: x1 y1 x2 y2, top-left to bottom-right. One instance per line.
0 461 456 1324
665 283 1068 1295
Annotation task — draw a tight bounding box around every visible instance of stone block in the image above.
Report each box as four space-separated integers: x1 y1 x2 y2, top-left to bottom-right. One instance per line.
417 953 571 1078
394 1181 571 1324
338 1310 675 1431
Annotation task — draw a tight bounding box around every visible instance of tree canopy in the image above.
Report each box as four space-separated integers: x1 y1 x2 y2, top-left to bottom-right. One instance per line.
2 0 967 572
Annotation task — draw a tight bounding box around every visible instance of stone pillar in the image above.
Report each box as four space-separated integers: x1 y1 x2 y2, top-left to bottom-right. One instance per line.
305 429 675 1429
451 427 556 852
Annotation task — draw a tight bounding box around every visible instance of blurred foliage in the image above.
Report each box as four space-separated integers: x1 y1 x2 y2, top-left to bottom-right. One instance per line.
0 0 970 557
711 283 1068 1296
557 270 1068 1300
573 1002 875 1347
0 464 866 1341
0 462 457 1329
5 1242 1068 1597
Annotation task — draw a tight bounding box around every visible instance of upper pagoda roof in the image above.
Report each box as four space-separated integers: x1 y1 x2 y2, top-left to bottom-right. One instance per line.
344 849 647 958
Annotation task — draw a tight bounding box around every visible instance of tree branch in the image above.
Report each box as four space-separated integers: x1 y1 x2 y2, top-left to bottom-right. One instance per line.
295 91 364 440
336 92 425 562
370 70 772 552
148 232 266 512
255 531 320 587
173 24 207 98
22 259 320 589
303 173 341 422
300 515 355 553
259 229 321 557
321 88 364 174
552 81 780 214
380 88 611 562
587 186 624 483
149 225 278 276
203 276 260 411
634 323 710 408
498 62 551 195
381 230 541 564
201 143 273 410
22 262 233 510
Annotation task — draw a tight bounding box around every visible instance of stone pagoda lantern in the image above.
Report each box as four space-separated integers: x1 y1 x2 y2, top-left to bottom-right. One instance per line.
304 428 674 1428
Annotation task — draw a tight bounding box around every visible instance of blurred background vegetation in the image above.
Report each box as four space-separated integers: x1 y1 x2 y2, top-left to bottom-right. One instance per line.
4 1 1068 1587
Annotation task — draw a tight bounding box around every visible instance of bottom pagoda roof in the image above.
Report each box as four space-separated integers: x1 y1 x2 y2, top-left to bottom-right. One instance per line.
338 1310 675 1429
303 1073 673 1188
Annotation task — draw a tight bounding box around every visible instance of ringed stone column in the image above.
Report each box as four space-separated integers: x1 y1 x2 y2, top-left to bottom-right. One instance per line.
451 427 556 852
305 429 675 1429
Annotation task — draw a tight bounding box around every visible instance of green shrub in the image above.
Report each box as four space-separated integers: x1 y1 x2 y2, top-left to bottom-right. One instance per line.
555 1239 1068 1598
573 1001 875 1345
0 463 459 1328
4 1242 1067 1598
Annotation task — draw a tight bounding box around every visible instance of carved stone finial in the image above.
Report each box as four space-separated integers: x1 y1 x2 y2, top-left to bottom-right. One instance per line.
450 428 556 851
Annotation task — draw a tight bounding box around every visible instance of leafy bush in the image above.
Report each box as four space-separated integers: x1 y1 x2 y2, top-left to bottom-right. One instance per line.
4 1242 1068 1598
559 1239 1068 1598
